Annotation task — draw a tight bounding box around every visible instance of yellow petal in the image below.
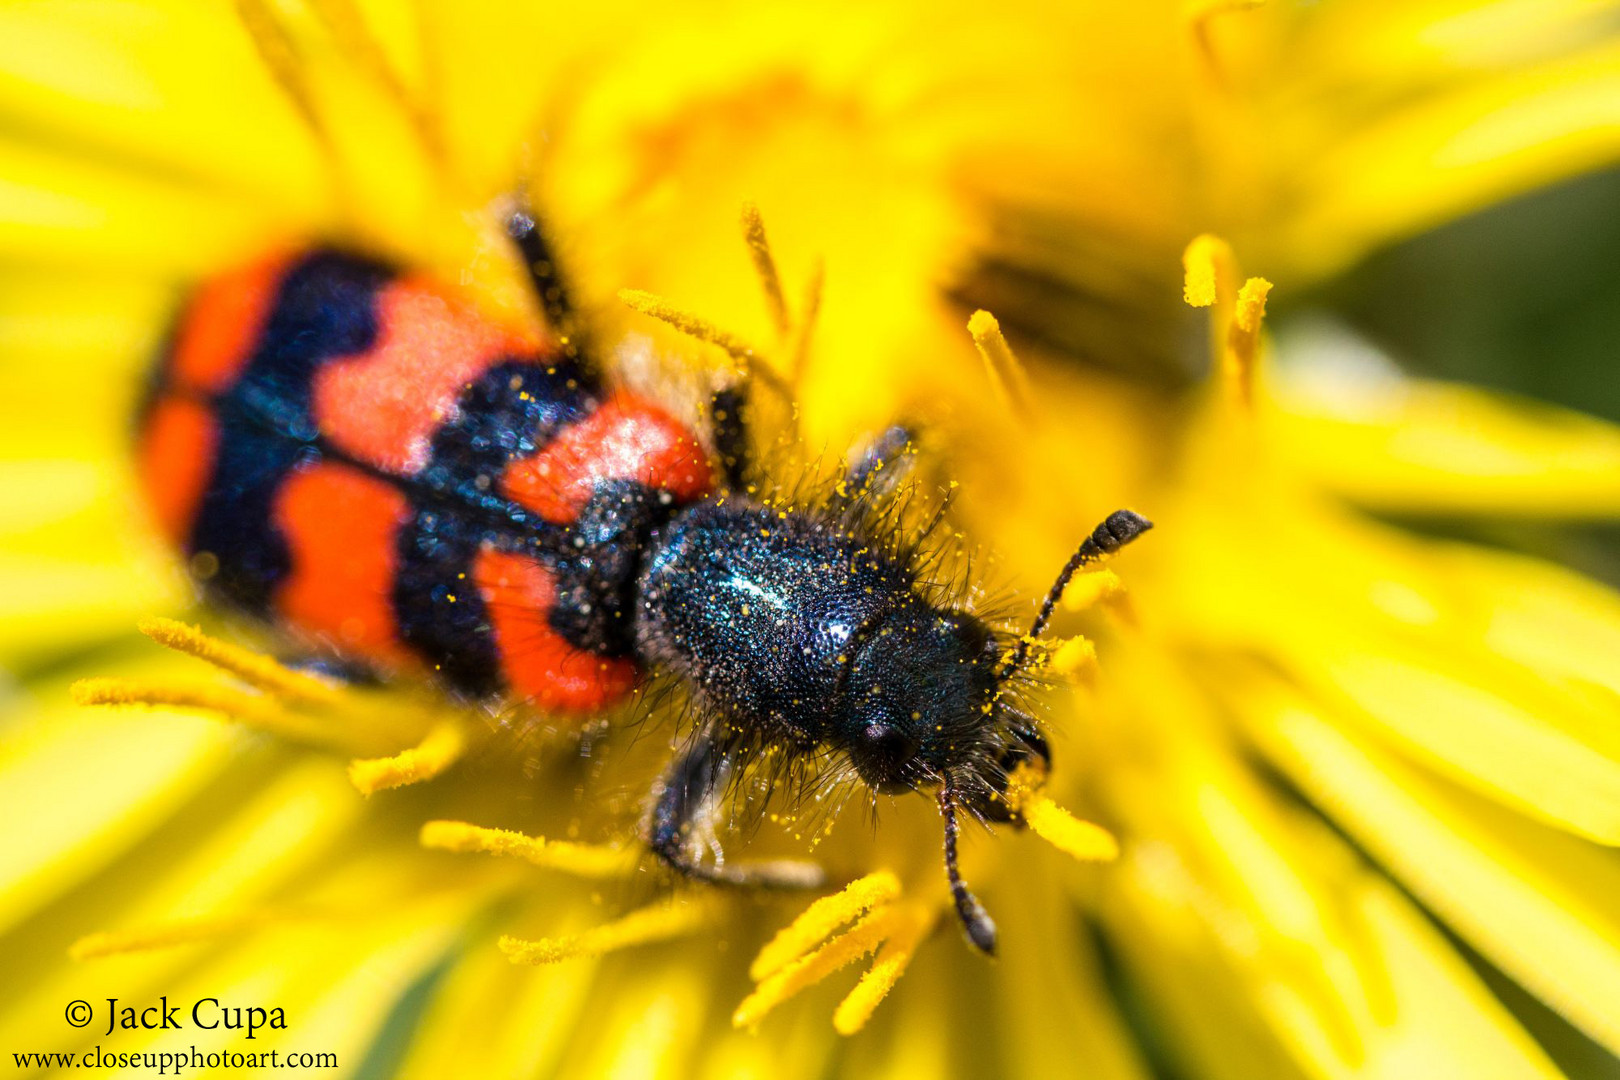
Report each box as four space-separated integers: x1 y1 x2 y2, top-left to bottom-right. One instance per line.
1274 35 1620 277
1270 343 1620 517
0 668 236 935
1239 678 1620 1058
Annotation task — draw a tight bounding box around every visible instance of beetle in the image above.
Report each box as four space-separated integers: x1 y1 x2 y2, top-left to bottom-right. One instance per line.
135 201 1150 953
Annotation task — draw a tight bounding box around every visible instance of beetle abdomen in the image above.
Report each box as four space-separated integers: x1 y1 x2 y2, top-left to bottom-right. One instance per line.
138 249 713 712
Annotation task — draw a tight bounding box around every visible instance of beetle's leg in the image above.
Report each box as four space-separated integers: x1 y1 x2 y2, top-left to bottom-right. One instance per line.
647 733 825 890
503 201 585 360
709 384 752 491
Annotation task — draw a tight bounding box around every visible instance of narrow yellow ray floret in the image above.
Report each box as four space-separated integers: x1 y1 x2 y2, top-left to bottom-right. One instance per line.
500 896 724 965
967 309 1033 416
420 820 638 880
137 616 343 705
347 719 465 794
749 870 902 979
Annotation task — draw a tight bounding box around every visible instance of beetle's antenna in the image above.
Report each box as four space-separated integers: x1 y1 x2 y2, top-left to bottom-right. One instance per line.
940 776 997 955
998 509 1152 684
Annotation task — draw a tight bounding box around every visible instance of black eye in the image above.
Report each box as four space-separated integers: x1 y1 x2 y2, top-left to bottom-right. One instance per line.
863 722 919 769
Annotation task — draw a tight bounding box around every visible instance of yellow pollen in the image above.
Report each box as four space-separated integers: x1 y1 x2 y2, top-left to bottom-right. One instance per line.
967 309 1032 416
1184 235 1272 408
1049 636 1098 681
137 617 343 705
749 870 902 980
499 896 722 965
740 202 790 337
733 905 908 1030
1224 276 1273 407
1181 233 1239 308
1008 764 1120 863
420 820 638 880
70 911 296 960
347 720 465 795
831 904 937 1035
70 676 349 749
1060 569 1126 613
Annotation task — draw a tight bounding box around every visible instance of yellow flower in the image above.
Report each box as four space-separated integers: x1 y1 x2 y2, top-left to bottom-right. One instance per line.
3 1 1620 1078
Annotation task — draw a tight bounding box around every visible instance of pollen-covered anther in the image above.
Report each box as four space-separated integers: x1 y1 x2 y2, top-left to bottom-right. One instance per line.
347 719 466 795
499 895 725 965
1182 233 1239 308
419 819 638 880
1224 277 1273 407
1182 234 1272 410
967 309 1033 418
733 899 938 1034
1006 764 1119 863
137 616 344 704
1048 636 1099 683
749 870 902 980
70 676 354 751
740 201 791 338
1060 567 1130 615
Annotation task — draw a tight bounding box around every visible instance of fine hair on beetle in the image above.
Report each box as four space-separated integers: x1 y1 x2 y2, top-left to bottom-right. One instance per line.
135 188 1151 956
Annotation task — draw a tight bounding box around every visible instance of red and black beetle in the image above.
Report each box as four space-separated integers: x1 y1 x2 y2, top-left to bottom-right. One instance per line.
136 203 1150 953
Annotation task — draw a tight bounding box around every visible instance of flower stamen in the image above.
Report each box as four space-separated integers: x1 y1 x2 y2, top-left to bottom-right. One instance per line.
749 870 902 980
347 720 465 794
1182 234 1272 408
967 309 1033 418
1225 277 1273 407
499 896 724 965
419 820 639 879
733 904 908 1029
740 202 791 338
617 288 795 405
306 0 443 164
234 0 324 138
136 617 343 705
1007 765 1120 863
1182 233 1240 309
1049 635 1099 682
1060 568 1129 614
70 676 351 750
831 905 937 1035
